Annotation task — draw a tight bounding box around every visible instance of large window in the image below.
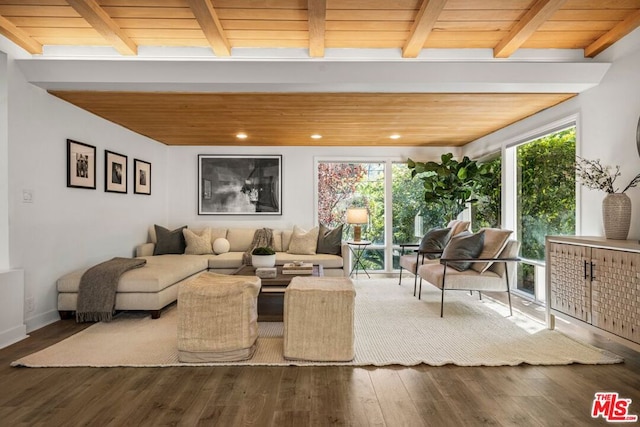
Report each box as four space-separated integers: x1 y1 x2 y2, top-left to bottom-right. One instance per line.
317 161 385 272
391 163 447 268
318 160 453 273
316 154 514 275
509 125 576 299
472 155 502 229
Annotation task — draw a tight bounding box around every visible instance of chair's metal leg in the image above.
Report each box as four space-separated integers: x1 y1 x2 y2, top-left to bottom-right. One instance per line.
418 277 422 300
478 291 482 300
398 266 403 286
506 269 513 316
440 263 447 317
413 250 421 297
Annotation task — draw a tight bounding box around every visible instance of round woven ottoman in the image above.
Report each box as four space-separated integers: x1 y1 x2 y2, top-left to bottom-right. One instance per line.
177 272 261 362
283 276 355 361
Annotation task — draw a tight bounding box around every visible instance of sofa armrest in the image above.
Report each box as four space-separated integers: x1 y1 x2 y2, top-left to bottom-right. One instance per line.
341 242 350 277
136 243 155 257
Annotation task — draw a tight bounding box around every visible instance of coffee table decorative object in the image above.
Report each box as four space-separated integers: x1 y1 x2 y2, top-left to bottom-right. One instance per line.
255 267 277 279
282 261 314 275
251 247 276 268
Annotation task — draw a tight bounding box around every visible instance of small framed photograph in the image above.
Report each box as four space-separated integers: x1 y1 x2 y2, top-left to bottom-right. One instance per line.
105 150 128 193
134 159 151 195
67 139 96 189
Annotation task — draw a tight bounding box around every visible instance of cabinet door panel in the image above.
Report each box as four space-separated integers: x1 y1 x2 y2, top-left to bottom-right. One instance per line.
548 242 591 322
591 248 639 343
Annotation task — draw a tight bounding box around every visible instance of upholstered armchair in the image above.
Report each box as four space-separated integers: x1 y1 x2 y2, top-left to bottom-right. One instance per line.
417 230 520 317
397 220 470 297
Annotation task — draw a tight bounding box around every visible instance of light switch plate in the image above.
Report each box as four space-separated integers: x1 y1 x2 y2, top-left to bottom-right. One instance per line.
22 190 34 203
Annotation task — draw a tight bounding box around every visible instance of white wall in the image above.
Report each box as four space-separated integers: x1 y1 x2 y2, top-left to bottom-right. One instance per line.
2 41 170 335
464 29 640 240
0 51 8 270
166 146 449 231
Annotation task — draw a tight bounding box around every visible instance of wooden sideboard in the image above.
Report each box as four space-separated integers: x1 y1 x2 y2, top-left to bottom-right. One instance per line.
546 236 640 351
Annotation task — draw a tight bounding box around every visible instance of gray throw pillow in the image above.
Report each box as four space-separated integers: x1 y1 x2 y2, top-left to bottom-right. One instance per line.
440 230 485 271
419 227 452 259
317 223 343 255
153 225 187 255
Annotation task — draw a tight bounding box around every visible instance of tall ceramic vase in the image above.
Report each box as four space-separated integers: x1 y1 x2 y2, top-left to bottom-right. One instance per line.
602 193 632 240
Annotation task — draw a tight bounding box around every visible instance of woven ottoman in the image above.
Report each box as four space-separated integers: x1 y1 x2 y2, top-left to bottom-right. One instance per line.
177 272 261 362
284 276 356 361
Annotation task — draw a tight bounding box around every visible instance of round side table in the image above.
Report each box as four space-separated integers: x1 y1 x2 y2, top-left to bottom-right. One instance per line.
346 240 372 278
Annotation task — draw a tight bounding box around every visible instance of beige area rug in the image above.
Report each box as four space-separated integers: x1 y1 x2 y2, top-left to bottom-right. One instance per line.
12 278 622 367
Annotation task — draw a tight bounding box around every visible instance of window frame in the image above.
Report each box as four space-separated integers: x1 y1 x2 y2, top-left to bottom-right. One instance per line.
314 156 406 274
502 114 580 302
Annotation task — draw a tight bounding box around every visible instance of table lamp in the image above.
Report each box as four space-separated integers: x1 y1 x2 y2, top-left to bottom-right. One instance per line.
346 207 368 242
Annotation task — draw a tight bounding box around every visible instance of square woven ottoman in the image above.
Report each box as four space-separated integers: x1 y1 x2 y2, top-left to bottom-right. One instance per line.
177 272 261 362
284 276 356 361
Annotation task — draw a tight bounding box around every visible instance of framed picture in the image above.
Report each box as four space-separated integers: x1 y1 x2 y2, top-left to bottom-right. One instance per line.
198 154 282 215
105 150 128 193
67 139 96 189
134 159 151 195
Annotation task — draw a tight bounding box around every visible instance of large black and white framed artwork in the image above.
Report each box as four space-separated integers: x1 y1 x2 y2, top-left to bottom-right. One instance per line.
105 150 128 194
67 139 96 189
198 154 282 215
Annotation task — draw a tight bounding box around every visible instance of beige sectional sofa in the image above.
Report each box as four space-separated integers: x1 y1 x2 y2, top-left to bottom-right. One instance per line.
57 225 348 319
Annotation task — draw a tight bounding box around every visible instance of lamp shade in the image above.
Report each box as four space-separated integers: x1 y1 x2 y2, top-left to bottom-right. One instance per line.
346 207 368 225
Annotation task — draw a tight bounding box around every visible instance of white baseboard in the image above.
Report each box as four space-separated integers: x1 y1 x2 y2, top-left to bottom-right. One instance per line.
0 324 28 349
0 269 27 349
25 309 60 334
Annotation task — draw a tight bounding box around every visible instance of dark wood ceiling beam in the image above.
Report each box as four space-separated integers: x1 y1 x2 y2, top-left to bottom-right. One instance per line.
585 9 640 58
308 0 326 57
494 0 567 58
402 0 448 58
187 0 231 57
0 14 42 54
66 0 137 55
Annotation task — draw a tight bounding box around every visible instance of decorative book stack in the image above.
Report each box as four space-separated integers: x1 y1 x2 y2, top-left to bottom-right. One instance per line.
282 262 314 275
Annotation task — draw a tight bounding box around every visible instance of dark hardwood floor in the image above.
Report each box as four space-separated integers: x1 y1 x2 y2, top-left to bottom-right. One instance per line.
1 285 638 426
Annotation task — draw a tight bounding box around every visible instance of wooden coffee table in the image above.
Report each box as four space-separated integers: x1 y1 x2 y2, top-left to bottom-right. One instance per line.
232 264 324 321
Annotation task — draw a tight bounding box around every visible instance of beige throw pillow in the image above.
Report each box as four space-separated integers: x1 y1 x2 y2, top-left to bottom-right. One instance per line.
447 220 471 236
287 225 319 255
183 228 213 255
471 228 513 273
272 230 283 252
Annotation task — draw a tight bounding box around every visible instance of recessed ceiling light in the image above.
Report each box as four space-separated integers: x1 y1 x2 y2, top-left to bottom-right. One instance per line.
236 133 248 139
390 134 401 140
311 134 322 139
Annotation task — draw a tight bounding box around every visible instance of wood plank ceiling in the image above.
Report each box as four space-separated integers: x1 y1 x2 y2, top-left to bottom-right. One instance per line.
1 1 638 146
49 91 575 147
1 0 639 57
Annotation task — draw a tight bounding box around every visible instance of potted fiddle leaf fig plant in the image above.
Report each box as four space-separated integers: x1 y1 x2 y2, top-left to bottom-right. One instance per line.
251 246 276 268
407 153 492 222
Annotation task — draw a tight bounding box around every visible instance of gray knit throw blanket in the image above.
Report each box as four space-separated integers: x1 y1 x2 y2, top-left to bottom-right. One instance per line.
76 257 147 323
242 228 274 265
